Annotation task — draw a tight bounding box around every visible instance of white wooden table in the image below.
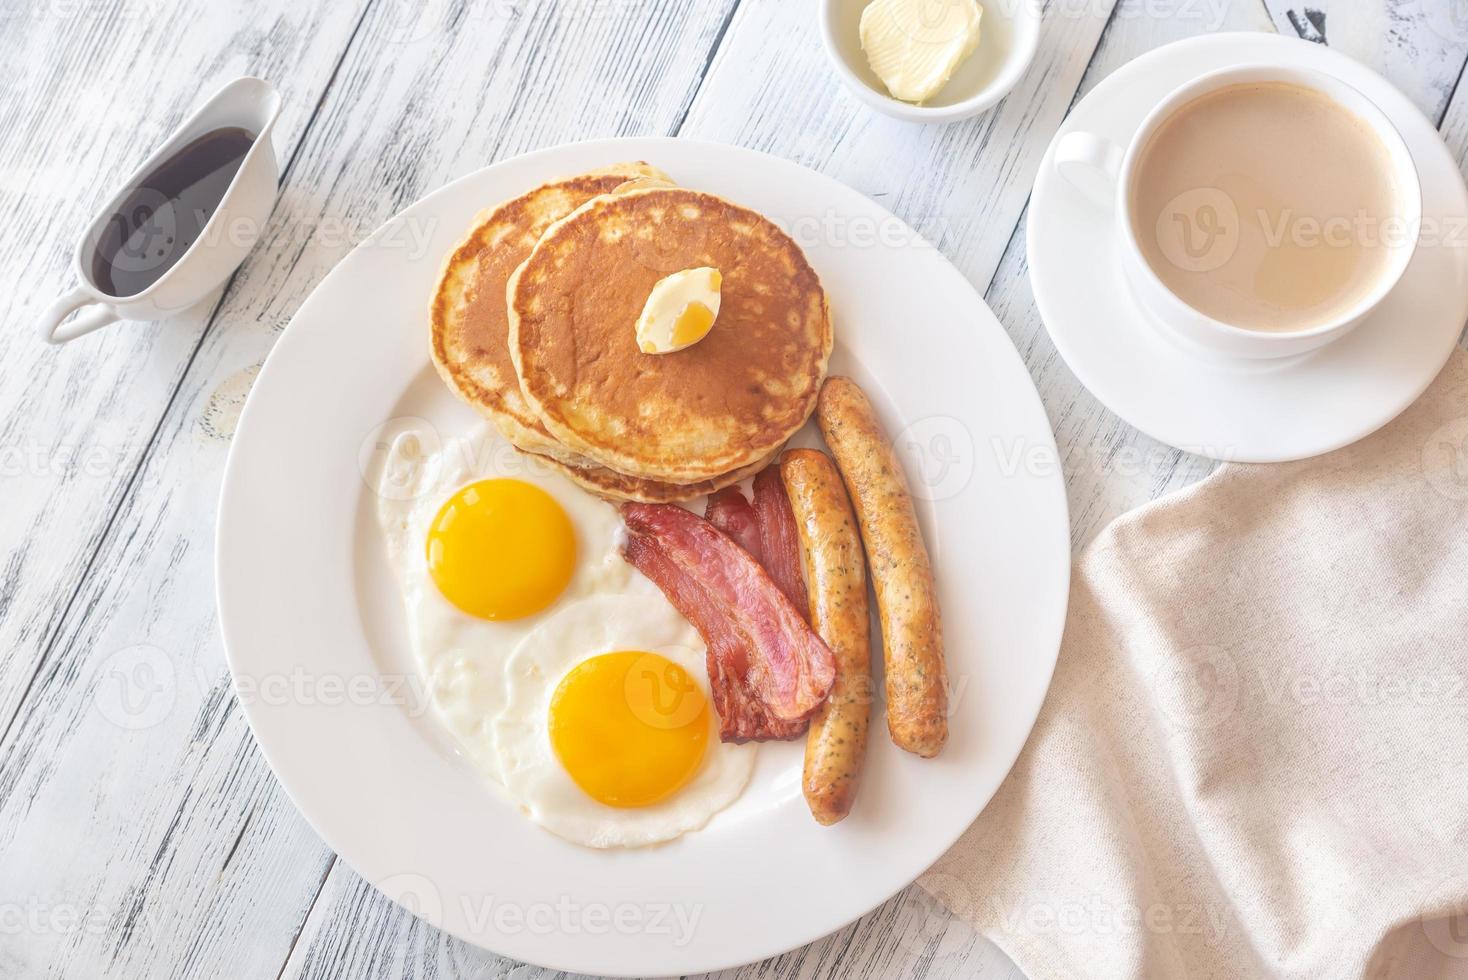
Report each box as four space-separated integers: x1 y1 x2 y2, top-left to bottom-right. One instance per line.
4 1 1466 976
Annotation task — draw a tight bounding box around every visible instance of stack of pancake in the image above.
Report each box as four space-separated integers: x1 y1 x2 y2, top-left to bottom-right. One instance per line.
430 162 833 502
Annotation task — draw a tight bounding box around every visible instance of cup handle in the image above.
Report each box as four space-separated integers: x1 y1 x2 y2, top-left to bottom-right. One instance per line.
39 285 120 345
1054 131 1125 209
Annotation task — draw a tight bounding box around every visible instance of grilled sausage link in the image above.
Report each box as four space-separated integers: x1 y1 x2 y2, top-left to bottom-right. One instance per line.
815 377 947 758
781 449 871 824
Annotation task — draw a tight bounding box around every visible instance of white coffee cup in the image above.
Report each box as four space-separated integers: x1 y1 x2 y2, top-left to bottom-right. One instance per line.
39 77 281 345
1054 64 1422 360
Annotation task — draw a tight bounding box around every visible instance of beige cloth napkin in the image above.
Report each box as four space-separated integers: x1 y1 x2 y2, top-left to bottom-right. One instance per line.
922 350 1468 979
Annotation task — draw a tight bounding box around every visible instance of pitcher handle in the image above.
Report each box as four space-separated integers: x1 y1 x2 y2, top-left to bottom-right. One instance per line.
40 284 120 344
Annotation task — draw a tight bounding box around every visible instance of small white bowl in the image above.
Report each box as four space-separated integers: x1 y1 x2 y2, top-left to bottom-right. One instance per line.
819 0 1041 123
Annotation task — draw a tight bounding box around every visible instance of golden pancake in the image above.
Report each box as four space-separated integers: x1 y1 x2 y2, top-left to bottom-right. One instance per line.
533 448 776 503
610 174 678 193
429 165 762 502
508 187 832 484
429 162 668 461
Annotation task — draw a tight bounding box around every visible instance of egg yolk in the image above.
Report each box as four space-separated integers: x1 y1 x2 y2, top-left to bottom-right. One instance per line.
426 479 575 621
549 651 709 808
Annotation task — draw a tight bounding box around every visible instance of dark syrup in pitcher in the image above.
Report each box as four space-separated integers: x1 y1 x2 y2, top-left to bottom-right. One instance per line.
90 126 255 298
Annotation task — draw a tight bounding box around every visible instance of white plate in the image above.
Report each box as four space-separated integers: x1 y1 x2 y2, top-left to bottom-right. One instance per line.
216 138 1070 976
1029 33 1468 462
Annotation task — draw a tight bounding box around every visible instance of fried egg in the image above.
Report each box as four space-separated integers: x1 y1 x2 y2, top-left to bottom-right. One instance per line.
494 594 752 847
374 422 754 846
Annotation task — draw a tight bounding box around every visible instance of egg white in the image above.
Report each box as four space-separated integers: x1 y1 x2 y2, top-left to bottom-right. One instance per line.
375 422 627 782
493 593 755 848
374 421 754 845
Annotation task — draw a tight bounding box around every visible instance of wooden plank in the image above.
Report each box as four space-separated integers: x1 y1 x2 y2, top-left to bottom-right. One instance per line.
0 1 743 978
10 2 1461 979
5 0 1119 975
1431 32 1468 349
0 0 371 743
0 0 373 972
1435 41 1468 169
1262 0 1468 120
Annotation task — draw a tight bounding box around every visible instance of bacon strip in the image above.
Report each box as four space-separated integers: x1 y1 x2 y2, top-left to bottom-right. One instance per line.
704 486 763 562
622 502 836 728
752 466 807 616
624 534 805 741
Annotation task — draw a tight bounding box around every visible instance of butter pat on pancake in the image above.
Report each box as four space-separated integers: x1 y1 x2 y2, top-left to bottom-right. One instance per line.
637 266 723 355
431 165 753 502
509 187 832 485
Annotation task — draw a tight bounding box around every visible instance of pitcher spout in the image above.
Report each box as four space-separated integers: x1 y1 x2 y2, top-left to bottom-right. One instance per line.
196 76 282 139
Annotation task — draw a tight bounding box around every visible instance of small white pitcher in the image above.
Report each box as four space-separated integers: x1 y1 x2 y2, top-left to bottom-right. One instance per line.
39 76 281 344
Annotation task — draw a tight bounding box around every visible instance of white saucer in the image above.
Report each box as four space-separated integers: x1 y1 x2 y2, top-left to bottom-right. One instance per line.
1029 33 1468 462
